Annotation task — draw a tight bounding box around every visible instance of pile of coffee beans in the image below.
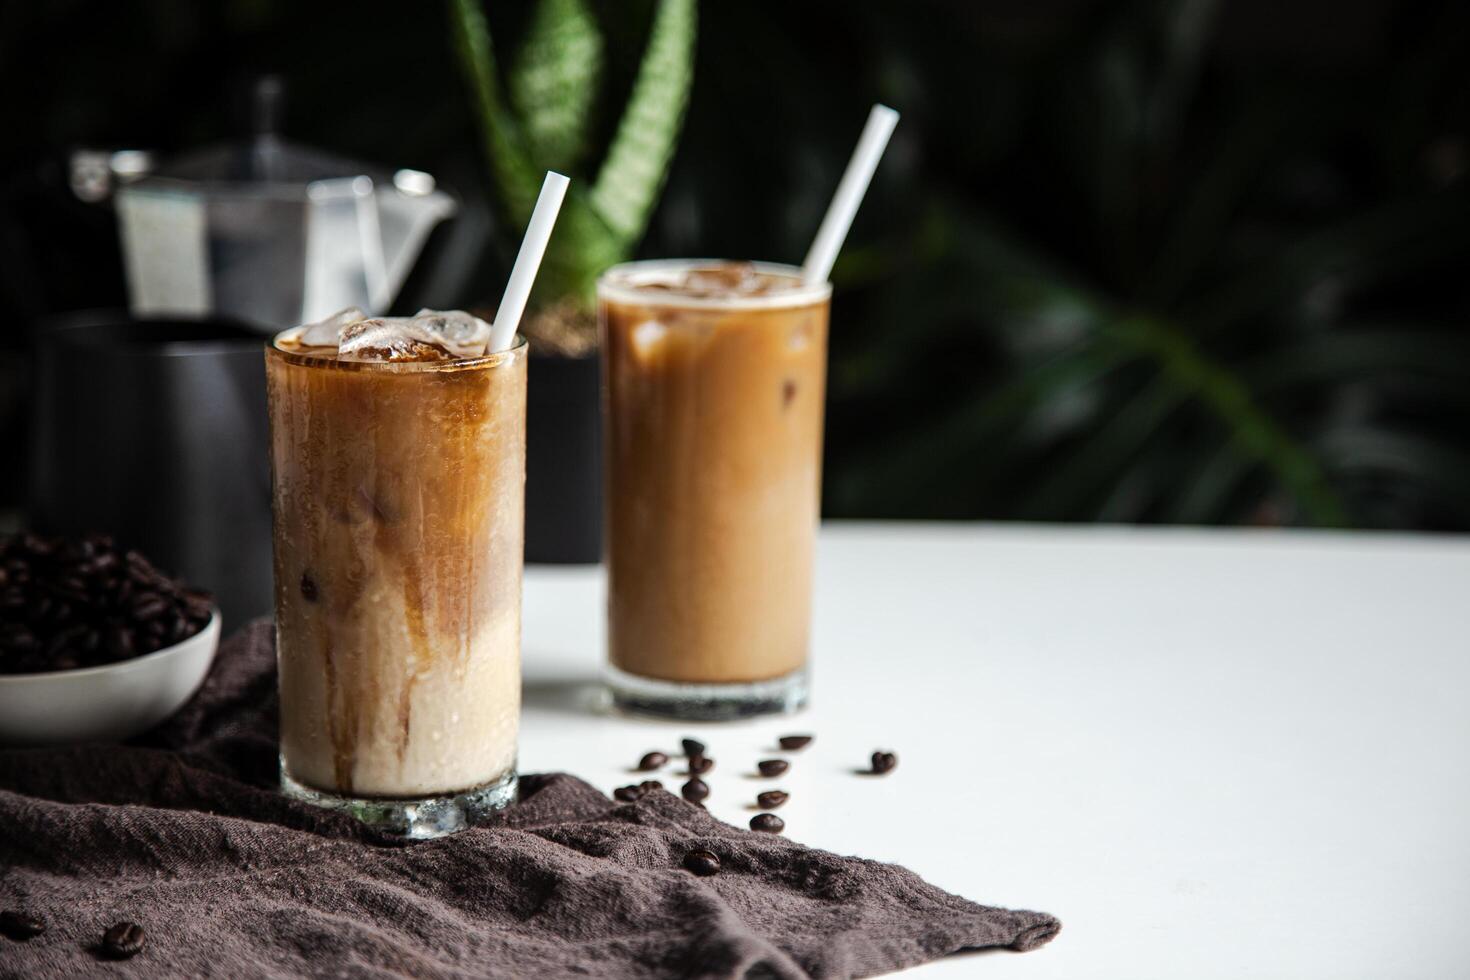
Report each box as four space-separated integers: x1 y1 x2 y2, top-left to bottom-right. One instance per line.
0 533 213 675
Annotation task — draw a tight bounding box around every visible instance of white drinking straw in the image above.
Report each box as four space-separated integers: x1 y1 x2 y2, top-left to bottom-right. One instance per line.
489 171 571 352
801 104 900 285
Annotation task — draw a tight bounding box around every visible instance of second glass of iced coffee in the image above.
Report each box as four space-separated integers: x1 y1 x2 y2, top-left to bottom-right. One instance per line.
601 261 831 718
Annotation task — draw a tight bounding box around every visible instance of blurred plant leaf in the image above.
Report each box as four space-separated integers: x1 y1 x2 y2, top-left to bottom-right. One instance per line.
589 0 696 250
1188 189 1470 333
446 0 541 223
449 0 696 314
508 0 603 173
1104 315 1349 525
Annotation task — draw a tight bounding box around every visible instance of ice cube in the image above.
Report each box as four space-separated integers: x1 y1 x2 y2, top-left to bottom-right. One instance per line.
337 319 445 361
337 310 492 361
788 320 813 351
276 307 367 350
406 310 492 357
680 263 761 297
631 320 667 358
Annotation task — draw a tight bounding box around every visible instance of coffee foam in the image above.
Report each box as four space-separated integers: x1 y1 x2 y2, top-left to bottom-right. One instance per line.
598 260 831 311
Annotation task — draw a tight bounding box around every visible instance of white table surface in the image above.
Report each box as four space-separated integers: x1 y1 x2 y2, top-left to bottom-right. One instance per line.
520 521 1470 979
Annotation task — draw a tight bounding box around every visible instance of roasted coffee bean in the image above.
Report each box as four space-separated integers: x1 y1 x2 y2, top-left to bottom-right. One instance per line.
105 625 136 661
0 625 38 655
637 751 668 771
681 738 705 757
613 785 642 803
682 849 721 876
756 759 789 777
183 594 214 620
750 813 785 834
778 735 813 750
0 587 25 613
129 593 169 623
87 551 119 575
101 921 146 959
0 909 46 941
29 595 54 623
756 790 789 810
870 751 898 775
681 778 710 803
638 779 664 794
687 755 714 775
46 625 87 658
300 570 319 603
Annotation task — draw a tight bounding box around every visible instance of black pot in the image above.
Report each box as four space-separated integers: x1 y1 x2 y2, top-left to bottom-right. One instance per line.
28 312 272 629
525 349 602 564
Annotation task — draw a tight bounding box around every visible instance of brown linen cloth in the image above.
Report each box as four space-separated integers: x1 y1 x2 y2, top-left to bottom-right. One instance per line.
0 620 1059 979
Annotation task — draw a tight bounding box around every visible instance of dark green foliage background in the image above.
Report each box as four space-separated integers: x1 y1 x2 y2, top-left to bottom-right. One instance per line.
2 0 1467 528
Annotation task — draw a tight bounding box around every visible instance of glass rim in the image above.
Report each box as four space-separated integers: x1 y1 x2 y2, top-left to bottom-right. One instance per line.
264 333 528 373
597 259 832 311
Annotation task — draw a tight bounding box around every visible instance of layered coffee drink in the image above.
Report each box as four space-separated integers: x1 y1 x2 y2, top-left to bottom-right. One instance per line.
600 261 831 718
265 308 526 836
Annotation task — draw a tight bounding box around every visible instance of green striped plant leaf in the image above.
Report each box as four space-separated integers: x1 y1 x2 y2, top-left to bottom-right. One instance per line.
508 0 603 173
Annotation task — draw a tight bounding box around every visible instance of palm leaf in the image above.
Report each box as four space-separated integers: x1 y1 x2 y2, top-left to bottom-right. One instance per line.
1103 316 1349 525
1187 190 1470 333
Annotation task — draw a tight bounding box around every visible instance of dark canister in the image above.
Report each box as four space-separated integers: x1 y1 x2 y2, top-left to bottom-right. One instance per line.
29 312 272 627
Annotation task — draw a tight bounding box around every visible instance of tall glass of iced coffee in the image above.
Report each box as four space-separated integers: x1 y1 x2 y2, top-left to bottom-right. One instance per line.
600 261 830 719
266 309 526 837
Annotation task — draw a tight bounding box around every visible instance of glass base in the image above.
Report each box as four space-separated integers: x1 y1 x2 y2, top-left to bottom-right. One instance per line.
606 664 808 721
280 761 517 839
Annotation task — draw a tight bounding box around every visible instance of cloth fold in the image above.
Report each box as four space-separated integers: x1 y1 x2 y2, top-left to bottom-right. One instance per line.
0 620 1058 979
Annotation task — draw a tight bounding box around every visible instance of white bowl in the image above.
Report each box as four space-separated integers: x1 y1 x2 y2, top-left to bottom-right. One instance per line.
0 610 221 747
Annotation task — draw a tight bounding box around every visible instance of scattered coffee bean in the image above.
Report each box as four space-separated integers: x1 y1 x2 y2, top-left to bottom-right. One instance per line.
0 910 46 941
682 849 721 876
300 570 318 602
778 735 812 750
756 790 789 810
750 813 785 834
681 777 710 803
613 785 642 803
757 759 789 777
637 751 668 771
688 755 714 775
101 921 146 959
681 738 705 757
638 779 664 794
871 751 898 775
